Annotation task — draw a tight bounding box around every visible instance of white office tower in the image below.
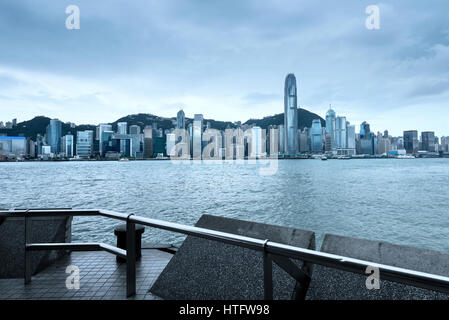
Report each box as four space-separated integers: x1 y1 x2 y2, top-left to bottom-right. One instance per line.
334 116 347 149
347 124 356 150
166 132 176 157
192 114 203 160
249 126 265 159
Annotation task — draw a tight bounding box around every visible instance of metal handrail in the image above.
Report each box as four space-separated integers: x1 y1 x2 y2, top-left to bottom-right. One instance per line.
2 208 449 299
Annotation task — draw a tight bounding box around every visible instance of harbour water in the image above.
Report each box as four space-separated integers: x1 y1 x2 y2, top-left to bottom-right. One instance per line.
1 159 449 252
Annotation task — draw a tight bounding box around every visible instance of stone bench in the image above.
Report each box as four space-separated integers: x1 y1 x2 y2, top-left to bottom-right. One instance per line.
150 214 315 300
0 216 72 278
306 234 449 300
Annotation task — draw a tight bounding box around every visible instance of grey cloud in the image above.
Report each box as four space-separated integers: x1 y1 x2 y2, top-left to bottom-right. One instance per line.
408 80 449 98
243 92 281 105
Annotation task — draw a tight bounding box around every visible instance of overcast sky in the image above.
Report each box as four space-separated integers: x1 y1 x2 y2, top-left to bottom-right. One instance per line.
1 0 449 136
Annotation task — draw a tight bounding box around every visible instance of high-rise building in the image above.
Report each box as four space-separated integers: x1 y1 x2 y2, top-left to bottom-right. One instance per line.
377 137 391 155
192 114 203 159
421 131 435 152
76 130 94 159
127 125 142 157
166 132 176 157
284 74 299 155
46 119 62 154
117 122 128 155
153 136 166 157
96 124 112 140
347 124 356 150
117 122 127 134
143 126 154 159
61 134 74 158
441 136 449 152
35 134 44 156
324 133 332 152
404 130 418 154
249 126 265 158
325 107 336 149
177 110 186 129
0 136 27 157
101 130 114 156
27 138 36 158
96 124 113 156
278 124 285 154
334 116 347 149
359 121 375 155
129 125 141 135
311 119 323 153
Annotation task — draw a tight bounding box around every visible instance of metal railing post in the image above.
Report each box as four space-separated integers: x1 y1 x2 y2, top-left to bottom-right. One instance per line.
24 210 31 284
263 239 273 300
126 215 136 297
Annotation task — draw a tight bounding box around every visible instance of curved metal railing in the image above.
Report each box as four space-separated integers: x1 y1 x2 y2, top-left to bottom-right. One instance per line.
1 208 449 299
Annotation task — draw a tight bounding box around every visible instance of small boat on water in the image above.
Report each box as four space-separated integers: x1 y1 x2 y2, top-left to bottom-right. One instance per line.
321 156 328 161
118 158 130 162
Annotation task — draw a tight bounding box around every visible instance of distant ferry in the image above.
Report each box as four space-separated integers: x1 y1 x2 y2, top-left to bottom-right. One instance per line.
397 155 415 159
118 158 130 162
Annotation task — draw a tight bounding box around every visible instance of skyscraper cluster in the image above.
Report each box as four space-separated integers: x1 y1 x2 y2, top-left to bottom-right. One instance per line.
1 73 449 160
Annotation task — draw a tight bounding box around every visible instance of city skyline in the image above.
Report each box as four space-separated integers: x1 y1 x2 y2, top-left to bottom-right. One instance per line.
1 103 448 139
2 1 449 136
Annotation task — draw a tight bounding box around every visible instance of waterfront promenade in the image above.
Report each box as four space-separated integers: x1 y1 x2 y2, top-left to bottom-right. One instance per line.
0 248 172 300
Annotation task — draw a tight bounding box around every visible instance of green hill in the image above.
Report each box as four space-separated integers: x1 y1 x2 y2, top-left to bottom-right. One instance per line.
243 108 325 130
1 108 324 139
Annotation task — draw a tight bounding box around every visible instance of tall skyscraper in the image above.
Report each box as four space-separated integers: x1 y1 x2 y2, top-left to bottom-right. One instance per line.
76 130 94 159
46 119 62 154
311 119 323 153
177 110 186 129
325 107 336 149
61 134 74 158
192 114 203 159
359 121 375 155
143 126 154 159
404 130 418 154
347 124 356 150
334 116 347 149
117 122 128 155
96 124 113 156
421 131 435 152
129 125 142 157
284 74 299 155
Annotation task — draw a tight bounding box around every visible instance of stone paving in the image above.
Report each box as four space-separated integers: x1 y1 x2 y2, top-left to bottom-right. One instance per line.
0 249 173 300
